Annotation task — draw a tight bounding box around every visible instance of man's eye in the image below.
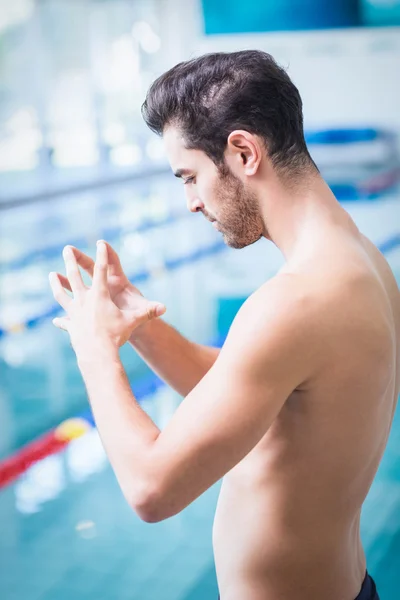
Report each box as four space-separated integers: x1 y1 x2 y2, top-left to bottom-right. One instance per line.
183 176 195 185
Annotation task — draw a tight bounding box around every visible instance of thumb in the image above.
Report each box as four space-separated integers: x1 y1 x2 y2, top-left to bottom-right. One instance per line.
52 317 70 332
130 302 166 325
146 302 166 319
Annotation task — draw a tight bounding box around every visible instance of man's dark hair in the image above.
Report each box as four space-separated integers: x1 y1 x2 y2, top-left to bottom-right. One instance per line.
142 50 318 180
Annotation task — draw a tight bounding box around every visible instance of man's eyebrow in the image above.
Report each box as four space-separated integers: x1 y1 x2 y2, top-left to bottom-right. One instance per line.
174 169 192 178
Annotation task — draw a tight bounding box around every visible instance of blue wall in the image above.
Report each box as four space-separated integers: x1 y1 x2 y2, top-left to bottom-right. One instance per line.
201 0 361 34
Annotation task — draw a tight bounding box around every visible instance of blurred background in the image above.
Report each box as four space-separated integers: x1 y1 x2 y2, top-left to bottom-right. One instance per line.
0 1 399 598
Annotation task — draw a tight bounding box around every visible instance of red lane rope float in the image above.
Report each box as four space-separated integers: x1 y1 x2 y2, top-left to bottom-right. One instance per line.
360 166 400 194
0 418 91 489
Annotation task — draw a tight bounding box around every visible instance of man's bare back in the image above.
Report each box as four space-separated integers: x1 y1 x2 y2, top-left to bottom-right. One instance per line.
213 224 400 600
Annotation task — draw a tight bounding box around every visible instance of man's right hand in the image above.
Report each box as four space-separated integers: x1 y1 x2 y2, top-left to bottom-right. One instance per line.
55 240 165 321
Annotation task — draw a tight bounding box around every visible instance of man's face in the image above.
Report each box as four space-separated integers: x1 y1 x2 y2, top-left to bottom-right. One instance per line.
164 127 264 249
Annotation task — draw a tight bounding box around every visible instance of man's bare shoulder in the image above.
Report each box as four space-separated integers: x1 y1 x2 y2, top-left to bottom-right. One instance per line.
238 272 320 333
223 273 325 377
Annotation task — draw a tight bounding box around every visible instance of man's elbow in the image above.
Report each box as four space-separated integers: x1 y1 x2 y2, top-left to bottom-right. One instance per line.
134 499 162 523
131 485 185 523
130 484 167 523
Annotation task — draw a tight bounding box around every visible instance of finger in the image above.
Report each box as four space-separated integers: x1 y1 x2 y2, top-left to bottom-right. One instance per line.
130 301 166 326
55 273 72 293
63 246 85 295
70 247 95 279
58 270 89 293
52 317 70 332
99 240 124 277
49 272 72 311
93 241 109 294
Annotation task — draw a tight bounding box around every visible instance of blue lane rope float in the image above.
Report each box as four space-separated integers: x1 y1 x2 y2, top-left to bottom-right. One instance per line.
0 231 399 485
0 240 227 339
2 128 398 273
0 210 189 272
1 232 399 340
305 128 385 145
3 176 399 274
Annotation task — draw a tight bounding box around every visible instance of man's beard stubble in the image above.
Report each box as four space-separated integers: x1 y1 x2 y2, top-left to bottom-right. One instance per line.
214 166 264 249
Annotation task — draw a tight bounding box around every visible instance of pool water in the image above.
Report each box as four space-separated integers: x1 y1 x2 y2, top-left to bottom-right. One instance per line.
0 177 399 599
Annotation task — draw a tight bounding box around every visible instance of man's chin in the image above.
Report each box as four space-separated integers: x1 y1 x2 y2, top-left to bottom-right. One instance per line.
223 234 246 250
223 233 262 250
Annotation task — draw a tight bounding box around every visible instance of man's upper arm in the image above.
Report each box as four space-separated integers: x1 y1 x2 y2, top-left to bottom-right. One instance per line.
140 276 315 522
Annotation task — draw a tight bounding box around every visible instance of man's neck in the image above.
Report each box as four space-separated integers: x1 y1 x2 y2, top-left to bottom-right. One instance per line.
260 174 347 262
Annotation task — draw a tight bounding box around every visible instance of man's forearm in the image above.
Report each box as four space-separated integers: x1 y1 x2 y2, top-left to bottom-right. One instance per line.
129 318 220 397
77 346 160 514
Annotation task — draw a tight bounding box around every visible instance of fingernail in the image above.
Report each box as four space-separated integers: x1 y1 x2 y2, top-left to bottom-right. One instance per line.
63 246 72 257
155 304 165 316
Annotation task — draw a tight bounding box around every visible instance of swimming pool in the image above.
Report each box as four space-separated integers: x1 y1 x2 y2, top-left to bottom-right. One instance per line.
0 177 399 599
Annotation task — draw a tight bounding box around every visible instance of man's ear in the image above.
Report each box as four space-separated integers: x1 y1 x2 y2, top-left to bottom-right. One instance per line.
226 130 262 176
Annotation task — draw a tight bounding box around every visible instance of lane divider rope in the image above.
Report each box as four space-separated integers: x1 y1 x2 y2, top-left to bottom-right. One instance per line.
0 234 399 489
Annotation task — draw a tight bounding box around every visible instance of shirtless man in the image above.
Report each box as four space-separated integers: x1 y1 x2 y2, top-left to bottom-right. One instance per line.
50 51 400 599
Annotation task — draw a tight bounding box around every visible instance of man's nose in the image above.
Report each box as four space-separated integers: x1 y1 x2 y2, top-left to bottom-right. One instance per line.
187 196 204 214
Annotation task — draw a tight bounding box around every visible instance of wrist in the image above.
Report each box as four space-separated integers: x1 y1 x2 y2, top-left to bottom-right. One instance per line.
75 338 121 371
129 317 159 346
